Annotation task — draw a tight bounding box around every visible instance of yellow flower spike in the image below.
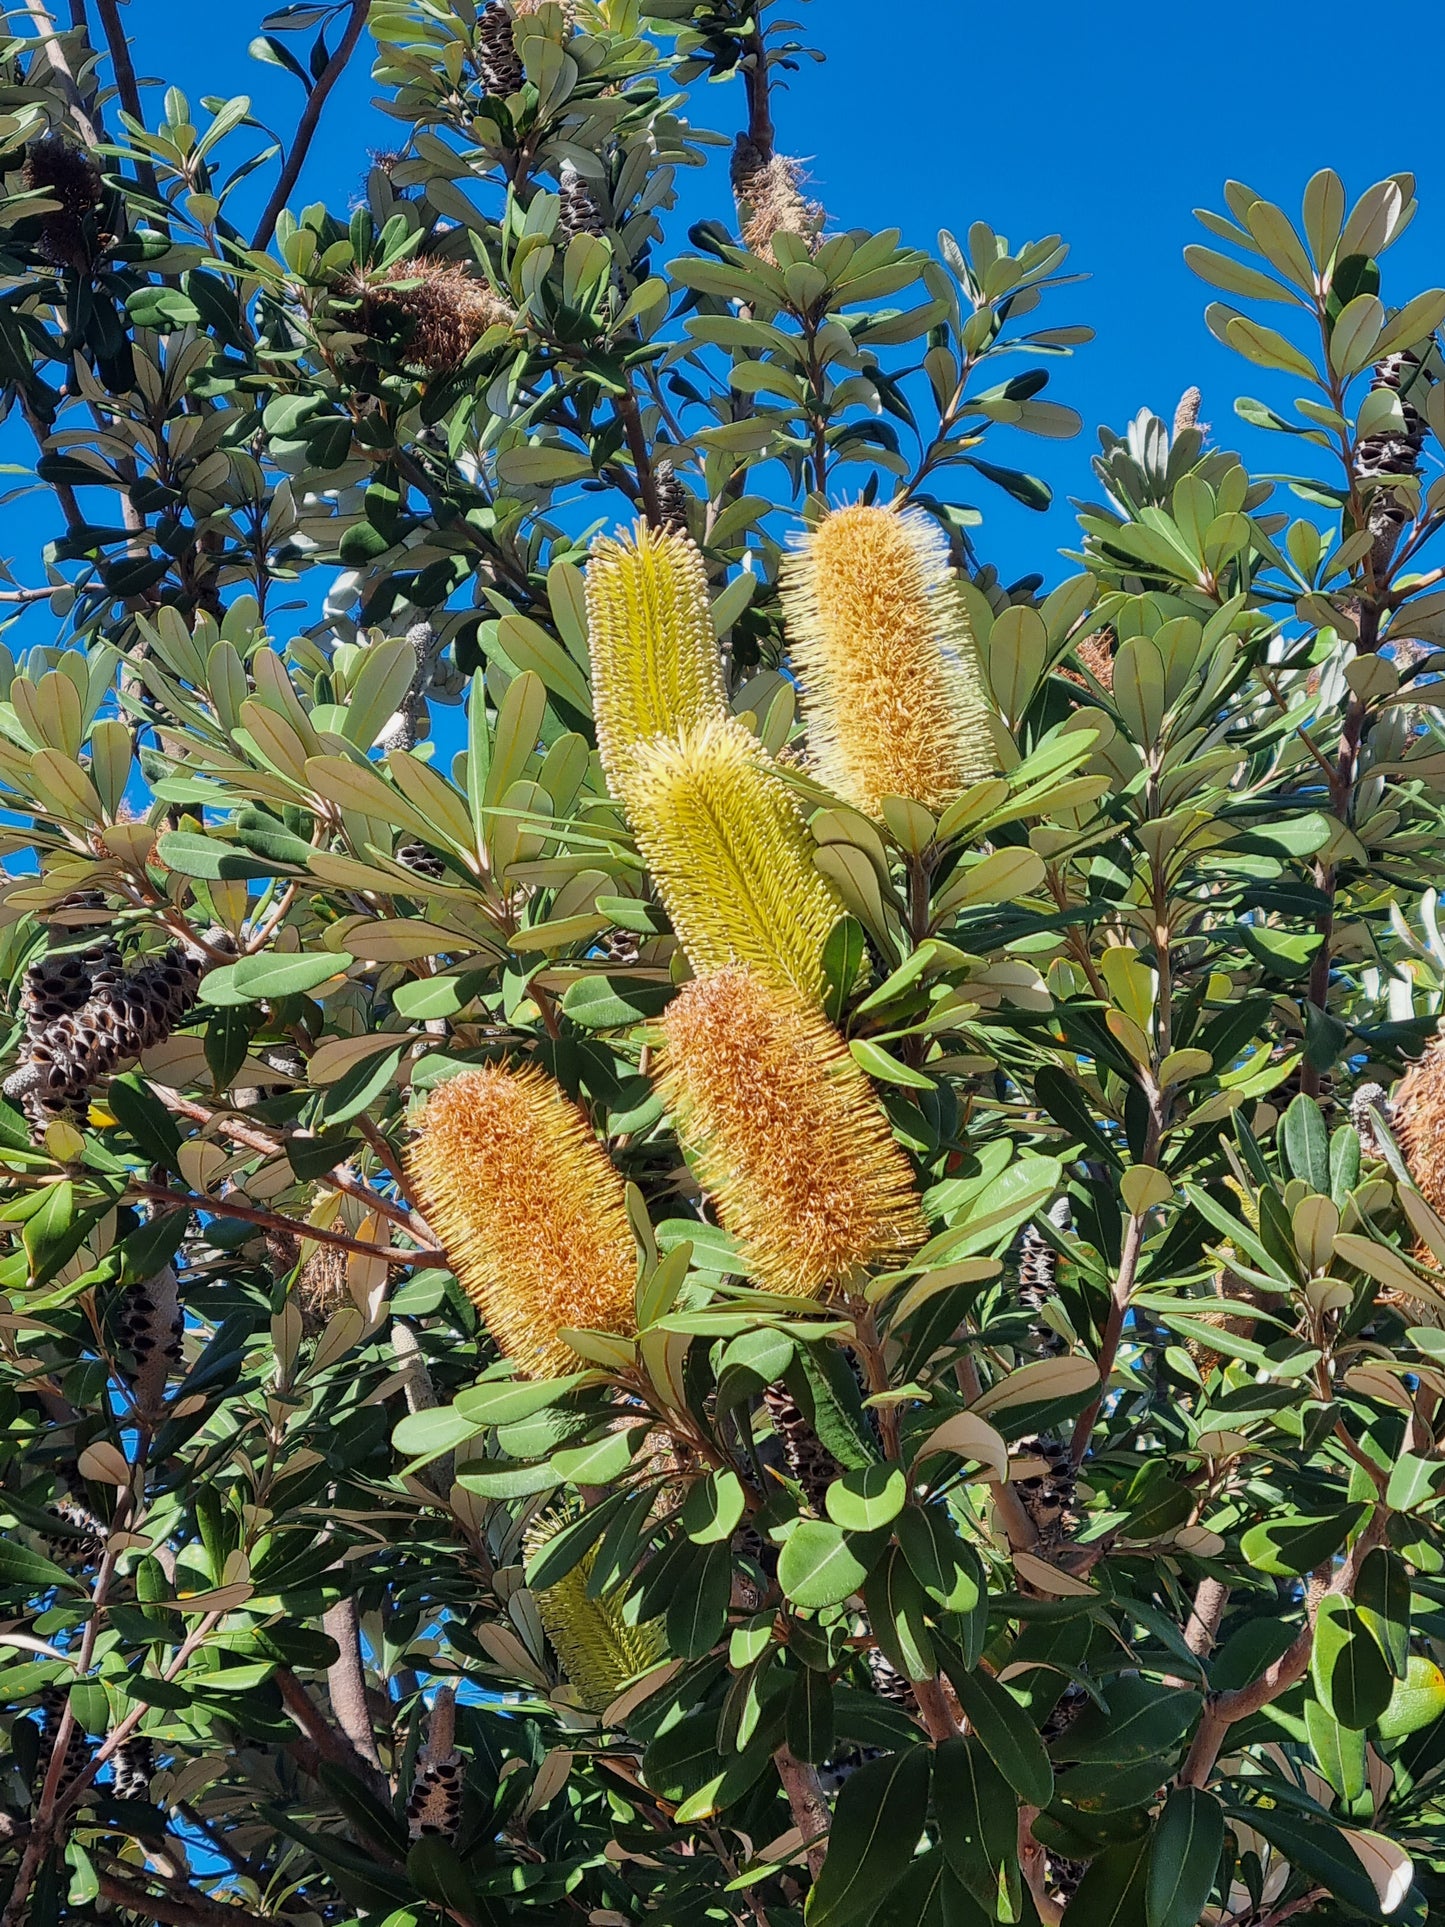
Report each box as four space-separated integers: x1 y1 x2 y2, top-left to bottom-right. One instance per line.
585 520 727 786
779 501 996 816
618 716 844 1002
659 964 925 1298
407 1062 636 1379
525 1512 667 1713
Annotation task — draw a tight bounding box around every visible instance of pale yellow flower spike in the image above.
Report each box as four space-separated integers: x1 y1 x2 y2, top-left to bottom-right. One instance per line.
618 717 843 1002
407 1062 636 1380
585 520 727 787
659 964 926 1298
780 501 996 817
525 1513 667 1713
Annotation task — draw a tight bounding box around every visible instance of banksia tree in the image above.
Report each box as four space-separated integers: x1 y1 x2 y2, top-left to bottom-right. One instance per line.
6 0 1445 1914
619 718 844 1000
659 966 924 1298
407 1063 637 1378
779 502 995 815
585 522 726 782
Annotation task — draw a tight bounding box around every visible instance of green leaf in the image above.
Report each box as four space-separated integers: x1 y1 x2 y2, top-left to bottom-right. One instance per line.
822 916 866 1027
825 1464 906 1532
933 1737 1020 1921
938 1646 1053 1808
849 1036 936 1090
777 1520 879 1610
1069 1836 1151 1926
1312 1595 1393 1729
895 1504 985 1615
0 1539 84 1595
1240 1505 1367 1577
226 951 352 1001
1281 1093 1330 1193
1356 1546 1411 1679
805 1746 931 1927
391 1405 484 1465
107 1074 183 1170
1306 1691 1368 1802
787 1666 835 1765
862 1548 935 1682
1146 1788 1224 1927
682 1469 746 1545
559 975 674 1029
156 830 287 880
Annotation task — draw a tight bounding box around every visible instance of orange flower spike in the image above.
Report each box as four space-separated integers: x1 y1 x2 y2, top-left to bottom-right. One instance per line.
407 1062 636 1378
659 965 925 1298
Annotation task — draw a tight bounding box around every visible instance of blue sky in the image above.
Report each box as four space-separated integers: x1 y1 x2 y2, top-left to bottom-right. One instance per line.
12 0 1445 598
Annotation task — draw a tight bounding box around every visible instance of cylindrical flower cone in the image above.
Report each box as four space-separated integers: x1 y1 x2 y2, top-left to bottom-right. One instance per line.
779 501 995 816
407 1063 637 1378
659 965 925 1297
525 1511 666 1713
618 717 843 1003
585 521 727 786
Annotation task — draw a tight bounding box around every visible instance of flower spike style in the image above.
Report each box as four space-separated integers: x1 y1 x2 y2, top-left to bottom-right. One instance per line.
659 965 926 1299
407 1062 636 1379
779 501 996 816
618 716 844 1002
585 521 727 787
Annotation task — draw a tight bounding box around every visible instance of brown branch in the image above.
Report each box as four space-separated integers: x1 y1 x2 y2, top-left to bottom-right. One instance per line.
91 0 160 203
323 1596 386 1779
251 0 371 251
19 0 101 147
274 1663 386 1796
127 1177 437 1266
1178 1513 1388 1789
741 2 774 157
1184 1577 1230 1659
97 1865 275 1927
773 1747 829 1879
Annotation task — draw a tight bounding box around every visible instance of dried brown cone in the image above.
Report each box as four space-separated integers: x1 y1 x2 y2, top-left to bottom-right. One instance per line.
1062 628 1115 693
23 135 103 267
763 1380 838 1515
396 840 447 882
116 1265 182 1414
350 260 515 374
731 137 824 266
1012 1436 1078 1550
557 160 605 242
1356 351 1429 569
111 1735 153 1803
1183 1271 1270 1372
39 1684 92 1803
1172 386 1203 439
297 1243 349 1333
651 457 692 535
407 1686 463 1841
475 1 525 95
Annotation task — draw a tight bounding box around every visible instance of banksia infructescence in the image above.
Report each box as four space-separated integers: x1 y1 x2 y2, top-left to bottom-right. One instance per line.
730 137 823 266
23 136 104 267
407 1063 637 1378
651 458 692 535
475 2 525 95
584 522 726 784
6 943 202 1134
111 1735 154 1803
659 967 925 1298
779 503 995 817
350 260 515 373
526 1512 666 1712
38 1685 92 1804
620 719 843 1001
117 1265 182 1415
557 160 605 242
407 1685 464 1841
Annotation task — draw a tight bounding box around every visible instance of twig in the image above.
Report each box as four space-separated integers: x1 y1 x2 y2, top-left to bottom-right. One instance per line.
97 1864 275 1927
772 1746 829 1879
274 1663 387 1794
91 0 161 202
251 0 371 251
19 0 101 147
127 1177 437 1265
